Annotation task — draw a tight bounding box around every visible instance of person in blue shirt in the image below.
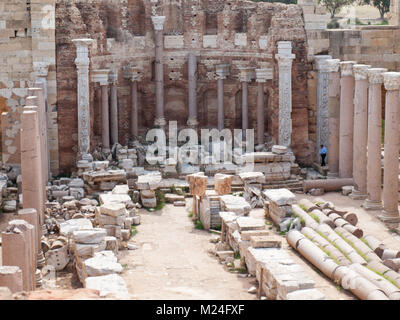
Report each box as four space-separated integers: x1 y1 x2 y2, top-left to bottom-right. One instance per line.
320 145 327 166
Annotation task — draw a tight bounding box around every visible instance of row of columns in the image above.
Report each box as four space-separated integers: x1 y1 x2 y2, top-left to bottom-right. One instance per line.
320 56 400 222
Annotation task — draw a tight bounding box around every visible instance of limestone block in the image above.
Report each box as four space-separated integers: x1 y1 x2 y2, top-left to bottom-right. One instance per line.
93 161 109 171
45 246 69 271
105 236 118 256
69 178 84 188
136 172 162 190
103 225 122 238
72 229 107 244
263 189 296 206
214 173 234 195
286 288 325 300
85 274 130 299
240 230 270 241
272 145 288 154
121 229 130 241
84 251 123 277
100 181 117 191
59 219 93 237
112 185 129 194
186 172 208 196
100 203 126 217
0 266 23 293
70 187 84 199
165 193 185 203
99 194 132 205
236 217 266 231
141 197 157 208
238 172 265 184
250 235 282 248
119 159 134 170
140 189 155 199
3 200 16 212
174 201 185 207
97 213 125 226
203 35 218 48
74 241 107 258
220 195 251 215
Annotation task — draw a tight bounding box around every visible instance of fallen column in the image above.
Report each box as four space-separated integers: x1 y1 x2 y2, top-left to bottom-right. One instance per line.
303 178 354 192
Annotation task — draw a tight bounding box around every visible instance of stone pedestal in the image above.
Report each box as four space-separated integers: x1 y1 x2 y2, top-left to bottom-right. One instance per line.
152 16 166 128
338 61 356 178
314 55 332 160
380 72 400 222
275 41 295 147
364 68 387 210
255 69 273 146
92 70 110 152
350 64 371 200
326 59 341 177
187 52 198 128
72 39 94 160
109 71 119 146
0 266 23 294
18 208 40 271
215 64 230 131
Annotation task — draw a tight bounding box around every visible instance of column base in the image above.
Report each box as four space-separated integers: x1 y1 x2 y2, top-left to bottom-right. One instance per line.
362 199 383 211
378 209 400 223
349 189 367 200
37 250 46 268
187 117 198 127
154 117 166 127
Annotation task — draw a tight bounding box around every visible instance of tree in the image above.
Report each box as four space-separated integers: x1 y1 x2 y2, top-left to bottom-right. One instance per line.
362 0 390 19
318 0 356 18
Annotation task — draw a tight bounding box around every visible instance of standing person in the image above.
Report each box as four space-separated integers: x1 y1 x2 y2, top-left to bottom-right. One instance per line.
320 144 327 167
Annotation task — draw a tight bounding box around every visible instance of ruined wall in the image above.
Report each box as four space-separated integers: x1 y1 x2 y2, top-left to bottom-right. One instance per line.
0 0 59 174
55 0 317 172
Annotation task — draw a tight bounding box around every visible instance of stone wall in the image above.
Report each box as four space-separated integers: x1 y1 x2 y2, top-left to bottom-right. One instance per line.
55 0 318 172
0 0 59 174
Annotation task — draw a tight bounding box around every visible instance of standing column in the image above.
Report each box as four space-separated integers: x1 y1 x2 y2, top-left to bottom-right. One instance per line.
326 59 341 177
350 64 371 200
109 71 119 146
152 16 166 128
123 66 142 138
239 67 255 132
187 52 198 128
215 64 230 131
72 39 94 160
92 69 110 152
275 41 295 147
255 68 273 146
364 68 387 210
338 61 356 178
380 72 400 223
314 55 332 161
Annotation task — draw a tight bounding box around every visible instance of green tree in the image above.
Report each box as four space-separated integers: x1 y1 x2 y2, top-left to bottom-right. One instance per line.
318 0 356 18
362 0 390 19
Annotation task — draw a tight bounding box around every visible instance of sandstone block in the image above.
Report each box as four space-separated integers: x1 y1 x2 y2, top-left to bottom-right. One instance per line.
186 172 208 196
45 246 69 271
263 188 296 206
238 172 265 184
0 266 23 293
74 241 107 258
73 229 107 244
214 173 234 195
250 235 282 248
84 251 123 277
100 203 126 217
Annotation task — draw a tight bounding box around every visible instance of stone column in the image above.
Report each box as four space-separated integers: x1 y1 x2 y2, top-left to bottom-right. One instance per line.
72 39 94 160
275 41 295 147
152 16 166 128
255 68 273 145
239 67 255 132
350 64 371 200
123 66 142 138
338 61 356 178
326 59 341 177
92 69 110 152
187 53 198 128
364 68 387 210
380 72 400 223
215 64 230 131
109 71 119 146
314 55 332 160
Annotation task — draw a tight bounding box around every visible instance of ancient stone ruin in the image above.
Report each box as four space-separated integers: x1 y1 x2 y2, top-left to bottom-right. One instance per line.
1 0 400 301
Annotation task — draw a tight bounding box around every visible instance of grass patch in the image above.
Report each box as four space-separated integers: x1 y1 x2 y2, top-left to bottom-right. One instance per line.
194 219 204 230
130 225 138 237
188 211 193 218
366 266 400 289
316 230 351 262
360 237 373 250
234 252 241 260
309 212 320 223
145 190 166 212
299 204 308 211
335 230 368 262
303 232 340 265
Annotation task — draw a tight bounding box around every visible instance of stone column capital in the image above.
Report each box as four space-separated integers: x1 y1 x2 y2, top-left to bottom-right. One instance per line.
215 64 230 79
155 117 166 126
109 71 118 85
353 64 371 81
239 67 255 82
72 38 94 67
367 68 388 84
91 69 110 86
152 16 166 31
255 68 273 83
383 72 400 91
339 61 356 77
123 66 142 82
325 59 340 73
314 55 332 72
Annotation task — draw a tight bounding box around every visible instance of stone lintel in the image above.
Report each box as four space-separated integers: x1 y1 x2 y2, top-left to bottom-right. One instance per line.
215 63 230 79
314 55 332 72
353 64 371 81
91 69 110 86
255 68 273 82
239 67 255 82
325 59 340 73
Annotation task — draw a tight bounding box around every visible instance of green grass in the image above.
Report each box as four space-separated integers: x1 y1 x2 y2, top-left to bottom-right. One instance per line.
316 230 351 262
299 204 308 211
130 225 138 237
374 19 389 26
366 266 400 289
188 211 193 218
194 219 204 230
303 232 340 265
309 212 320 224
335 230 368 262
234 252 241 259
145 190 166 212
